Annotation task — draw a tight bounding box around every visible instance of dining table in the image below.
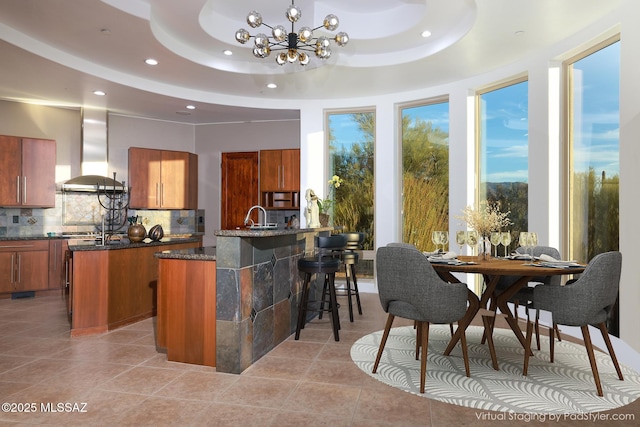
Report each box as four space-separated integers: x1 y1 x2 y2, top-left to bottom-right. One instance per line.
430 255 586 366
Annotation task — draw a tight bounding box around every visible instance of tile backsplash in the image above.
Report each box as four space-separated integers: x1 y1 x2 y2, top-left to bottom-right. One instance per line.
0 193 202 237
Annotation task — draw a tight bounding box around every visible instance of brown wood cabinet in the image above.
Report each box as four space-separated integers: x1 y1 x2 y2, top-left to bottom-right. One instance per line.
48 239 68 290
260 149 300 209
69 239 201 336
0 135 56 207
128 147 198 209
158 257 216 366
0 240 49 293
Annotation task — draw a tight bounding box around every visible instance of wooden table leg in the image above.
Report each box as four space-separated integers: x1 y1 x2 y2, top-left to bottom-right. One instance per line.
444 289 479 355
495 276 534 355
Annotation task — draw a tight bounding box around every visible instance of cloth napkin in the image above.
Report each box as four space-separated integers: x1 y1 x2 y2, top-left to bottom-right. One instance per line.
538 253 559 262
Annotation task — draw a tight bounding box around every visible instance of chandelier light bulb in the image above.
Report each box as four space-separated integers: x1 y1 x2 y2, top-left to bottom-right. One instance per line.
276 52 288 65
287 49 298 63
254 33 269 48
247 11 262 28
335 32 349 47
235 28 250 44
323 14 339 31
299 52 310 65
286 5 301 23
298 26 312 43
272 25 287 42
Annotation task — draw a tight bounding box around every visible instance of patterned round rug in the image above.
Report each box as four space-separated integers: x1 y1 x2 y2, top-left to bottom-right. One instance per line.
351 325 640 413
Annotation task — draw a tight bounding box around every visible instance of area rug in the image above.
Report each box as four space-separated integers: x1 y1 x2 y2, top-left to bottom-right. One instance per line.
350 325 640 413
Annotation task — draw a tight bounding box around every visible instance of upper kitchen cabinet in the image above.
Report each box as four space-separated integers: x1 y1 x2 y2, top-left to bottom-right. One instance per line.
260 149 300 209
0 135 56 208
128 147 198 209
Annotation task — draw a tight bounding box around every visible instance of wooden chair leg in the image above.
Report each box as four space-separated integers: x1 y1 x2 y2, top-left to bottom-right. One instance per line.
554 322 562 342
373 314 395 373
344 264 355 322
415 322 422 360
549 325 555 363
534 310 541 350
460 325 470 377
523 314 534 376
597 322 624 381
482 315 499 371
419 321 430 393
581 325 603 396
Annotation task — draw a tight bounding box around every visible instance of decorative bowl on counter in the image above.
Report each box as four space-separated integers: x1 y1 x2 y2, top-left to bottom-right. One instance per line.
148 224 164 241
127 224 146 243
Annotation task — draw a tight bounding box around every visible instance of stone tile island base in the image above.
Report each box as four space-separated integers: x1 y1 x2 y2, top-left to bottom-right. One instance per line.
214 227 332 374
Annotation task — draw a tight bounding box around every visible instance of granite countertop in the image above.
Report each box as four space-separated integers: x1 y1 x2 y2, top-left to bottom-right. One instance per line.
154 246 216 261
67 236 202 251
215 226 333 237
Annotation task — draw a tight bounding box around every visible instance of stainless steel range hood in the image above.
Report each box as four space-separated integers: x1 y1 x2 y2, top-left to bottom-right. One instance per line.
61 174 126 193
60 108 122 192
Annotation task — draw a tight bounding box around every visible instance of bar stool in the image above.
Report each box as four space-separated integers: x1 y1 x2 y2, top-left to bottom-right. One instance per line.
331 232 364 322
295 234 347 341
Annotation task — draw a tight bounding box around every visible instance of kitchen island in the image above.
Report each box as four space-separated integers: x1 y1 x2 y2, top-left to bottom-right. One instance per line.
67 236 202 336
155 227 331 373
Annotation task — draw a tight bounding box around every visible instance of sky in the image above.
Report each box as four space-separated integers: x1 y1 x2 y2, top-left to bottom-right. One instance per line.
328 40 619 184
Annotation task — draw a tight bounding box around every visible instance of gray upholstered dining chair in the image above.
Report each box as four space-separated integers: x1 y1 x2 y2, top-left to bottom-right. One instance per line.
373 244 471 393
524 251 624 396
490 246 563 349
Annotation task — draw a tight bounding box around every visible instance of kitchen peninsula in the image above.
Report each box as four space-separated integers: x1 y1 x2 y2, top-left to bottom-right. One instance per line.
155 227 331 373
68 236 202 337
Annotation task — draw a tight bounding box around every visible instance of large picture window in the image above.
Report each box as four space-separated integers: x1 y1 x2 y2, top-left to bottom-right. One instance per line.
566 38 620 334
326 111 375 251
477 79 529 251
400 100 449 251
566 39 620 262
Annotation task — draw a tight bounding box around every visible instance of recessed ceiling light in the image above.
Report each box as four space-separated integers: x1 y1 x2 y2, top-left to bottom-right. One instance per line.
421 30 432 38
223 50 233 56
93 90 106 96
186 105 196 110
515 30 525 36
266 83 277 89
145 58 158 65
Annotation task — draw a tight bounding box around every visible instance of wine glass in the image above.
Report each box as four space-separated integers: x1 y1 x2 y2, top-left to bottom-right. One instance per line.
500 231 511 257
528 232 538 261
490 232 501 257
455 231 467 254
439 231 449 253
431 231 442 253
466 230 479 256
519 232 531 263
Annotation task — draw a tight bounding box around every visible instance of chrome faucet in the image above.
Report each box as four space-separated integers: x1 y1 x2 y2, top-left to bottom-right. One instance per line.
244 205 267 227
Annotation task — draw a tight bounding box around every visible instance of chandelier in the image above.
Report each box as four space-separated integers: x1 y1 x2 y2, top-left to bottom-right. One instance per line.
234 1 349 66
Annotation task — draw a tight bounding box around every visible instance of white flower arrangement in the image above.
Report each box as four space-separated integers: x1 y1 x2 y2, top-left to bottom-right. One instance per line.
456 202 512 236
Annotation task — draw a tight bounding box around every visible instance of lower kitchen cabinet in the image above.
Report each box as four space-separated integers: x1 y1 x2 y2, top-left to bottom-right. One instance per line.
0 240 49 294
68 238 202 336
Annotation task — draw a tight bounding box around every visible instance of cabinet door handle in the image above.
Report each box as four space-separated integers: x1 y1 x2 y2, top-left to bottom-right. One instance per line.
11 254 15 284
156 183 160 207
16 254 21 285
23 176 27 204
160 183 164 206
281 165 285 188
16 176 20 203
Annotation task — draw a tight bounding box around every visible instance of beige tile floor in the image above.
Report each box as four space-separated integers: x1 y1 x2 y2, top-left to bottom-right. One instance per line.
0 290 638 426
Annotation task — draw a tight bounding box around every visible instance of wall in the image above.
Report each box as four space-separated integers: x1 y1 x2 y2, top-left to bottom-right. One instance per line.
0 100 81 183
194 120 300 246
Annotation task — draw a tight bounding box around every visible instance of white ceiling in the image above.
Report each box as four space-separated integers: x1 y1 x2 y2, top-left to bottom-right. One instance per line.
0 0 621 124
